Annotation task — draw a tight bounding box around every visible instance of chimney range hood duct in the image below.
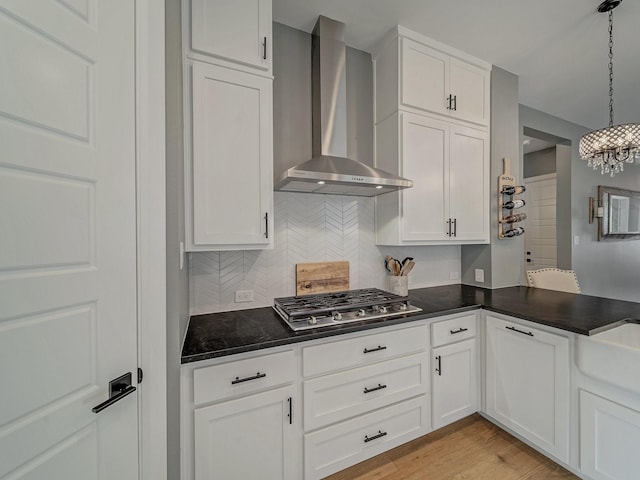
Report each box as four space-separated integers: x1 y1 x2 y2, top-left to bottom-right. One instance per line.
275 16 413 197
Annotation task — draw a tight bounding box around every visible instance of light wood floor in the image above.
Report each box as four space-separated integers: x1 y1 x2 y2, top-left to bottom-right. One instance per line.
325 414 578 480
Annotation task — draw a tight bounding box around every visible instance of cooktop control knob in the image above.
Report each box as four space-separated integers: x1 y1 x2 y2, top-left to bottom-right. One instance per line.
357 309 366 317
308 316 317 325
332 311 342 321
379 306 388 314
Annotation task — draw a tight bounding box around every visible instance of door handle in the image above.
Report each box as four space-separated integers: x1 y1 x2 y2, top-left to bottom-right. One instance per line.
450 327 468 335
231 372 266 385
363 345 387 354
506 325 534 337
435 355 442 376
264 212 269 238
92 372 136 413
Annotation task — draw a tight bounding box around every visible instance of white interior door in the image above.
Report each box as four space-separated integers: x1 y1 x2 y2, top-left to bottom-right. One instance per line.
0 1 139 478
524 174 557 270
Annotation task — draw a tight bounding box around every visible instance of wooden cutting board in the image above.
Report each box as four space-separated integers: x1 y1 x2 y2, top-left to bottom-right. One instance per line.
296 261 349 296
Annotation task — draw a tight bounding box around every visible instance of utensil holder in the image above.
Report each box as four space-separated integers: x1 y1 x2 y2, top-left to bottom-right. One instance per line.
388 275 408 296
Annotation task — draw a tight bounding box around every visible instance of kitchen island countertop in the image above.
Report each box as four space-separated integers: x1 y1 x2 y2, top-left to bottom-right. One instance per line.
181 284 640 364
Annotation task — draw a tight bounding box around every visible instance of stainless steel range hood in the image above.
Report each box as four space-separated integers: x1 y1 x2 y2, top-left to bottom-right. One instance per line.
275 16 412 197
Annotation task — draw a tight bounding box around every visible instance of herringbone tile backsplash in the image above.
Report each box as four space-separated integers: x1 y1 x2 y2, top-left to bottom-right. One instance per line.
190 192 461 315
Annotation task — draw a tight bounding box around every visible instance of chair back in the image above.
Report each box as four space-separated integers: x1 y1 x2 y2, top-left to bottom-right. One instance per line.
526 268 581 294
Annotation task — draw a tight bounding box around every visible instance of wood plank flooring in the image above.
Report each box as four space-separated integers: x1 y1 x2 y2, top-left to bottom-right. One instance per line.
325 414 578 480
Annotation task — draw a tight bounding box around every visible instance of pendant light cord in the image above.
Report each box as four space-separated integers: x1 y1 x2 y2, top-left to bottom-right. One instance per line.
608 10 614 127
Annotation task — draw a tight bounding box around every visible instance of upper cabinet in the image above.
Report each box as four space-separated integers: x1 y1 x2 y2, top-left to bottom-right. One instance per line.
190 0 272 74
373 27 490 246
375 28 490 127
183 0 274 251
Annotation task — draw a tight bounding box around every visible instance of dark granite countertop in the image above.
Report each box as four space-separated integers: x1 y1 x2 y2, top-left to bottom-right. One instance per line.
181 284 640 364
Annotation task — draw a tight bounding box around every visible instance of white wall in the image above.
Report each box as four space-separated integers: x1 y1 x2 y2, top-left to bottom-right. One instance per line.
189 192 460 315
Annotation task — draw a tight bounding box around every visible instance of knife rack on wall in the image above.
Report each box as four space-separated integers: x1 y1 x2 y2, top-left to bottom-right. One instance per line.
498 158 526 239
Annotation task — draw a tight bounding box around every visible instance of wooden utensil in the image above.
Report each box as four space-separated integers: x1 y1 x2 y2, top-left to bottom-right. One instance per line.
401 261 415 276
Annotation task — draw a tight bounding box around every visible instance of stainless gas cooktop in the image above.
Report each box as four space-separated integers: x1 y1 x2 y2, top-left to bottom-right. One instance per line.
273 288 422 331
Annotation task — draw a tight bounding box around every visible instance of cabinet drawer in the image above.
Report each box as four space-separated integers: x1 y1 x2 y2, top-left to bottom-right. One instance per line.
303 324 428 377
431 313 476 347
193 349 294 405
304 353 428 431
304 395 429 480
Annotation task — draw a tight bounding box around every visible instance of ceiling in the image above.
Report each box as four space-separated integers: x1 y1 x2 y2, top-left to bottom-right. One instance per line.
272 0 639 131
523 136 556 155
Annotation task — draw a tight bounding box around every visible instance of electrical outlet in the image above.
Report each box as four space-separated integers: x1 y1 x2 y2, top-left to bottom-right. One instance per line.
475 269 485 283
235 290 254 303
450 271 459 280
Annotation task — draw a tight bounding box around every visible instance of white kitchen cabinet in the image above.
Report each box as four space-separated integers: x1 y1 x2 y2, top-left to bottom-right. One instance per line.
432 339 477 430
302 323 430 479
375 112 489 245
374 28 490 127
304 396 429 480
580 390 640 480
190 0 272 73
186 61 273 251
194 385 295 480
431 314 479 431
181 348 298 480
485 314 570 463
303 353 428 431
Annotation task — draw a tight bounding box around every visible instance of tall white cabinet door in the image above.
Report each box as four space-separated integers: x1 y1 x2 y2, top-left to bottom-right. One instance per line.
580 390 640 480
191 0 271 71
485 315 569 462
449 58 490 125
432 339 478 430
194 386 295 480
400 113 449 241
400 38 449 117
0 1 141 478
190 62 272 249
448 125 489 241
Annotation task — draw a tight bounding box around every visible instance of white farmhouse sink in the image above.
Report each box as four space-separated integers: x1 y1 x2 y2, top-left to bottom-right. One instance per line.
577 321 640 394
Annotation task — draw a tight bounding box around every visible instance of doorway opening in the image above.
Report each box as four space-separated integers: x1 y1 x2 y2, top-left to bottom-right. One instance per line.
522 127 570 271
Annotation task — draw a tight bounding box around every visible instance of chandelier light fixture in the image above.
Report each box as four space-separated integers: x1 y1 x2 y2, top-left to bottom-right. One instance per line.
579 0 640 176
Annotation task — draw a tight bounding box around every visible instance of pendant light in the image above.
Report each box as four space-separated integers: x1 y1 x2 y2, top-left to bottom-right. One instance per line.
579 0 640 176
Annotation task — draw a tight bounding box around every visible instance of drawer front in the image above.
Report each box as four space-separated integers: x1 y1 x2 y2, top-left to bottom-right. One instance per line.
431 313 476 347
193 349 295 405
304 395 430 480
303 324 428 377
304 353 428 431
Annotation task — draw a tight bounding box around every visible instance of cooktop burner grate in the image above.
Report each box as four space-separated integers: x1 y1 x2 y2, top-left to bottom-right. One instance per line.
274 288 408 319
273 288 422 331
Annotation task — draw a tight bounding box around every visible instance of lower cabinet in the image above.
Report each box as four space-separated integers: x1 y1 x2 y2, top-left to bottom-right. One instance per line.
580 390 640 480
301 323 430 480
182 348 297 480
485 314 570 462
194 386 296 480
304 396 429 480
432 338 478 429
430 313 478 430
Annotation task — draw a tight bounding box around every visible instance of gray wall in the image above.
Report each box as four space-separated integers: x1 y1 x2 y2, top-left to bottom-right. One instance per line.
461 67 522 288
520 105 640 301
165 0 189 478
524 146 556 178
